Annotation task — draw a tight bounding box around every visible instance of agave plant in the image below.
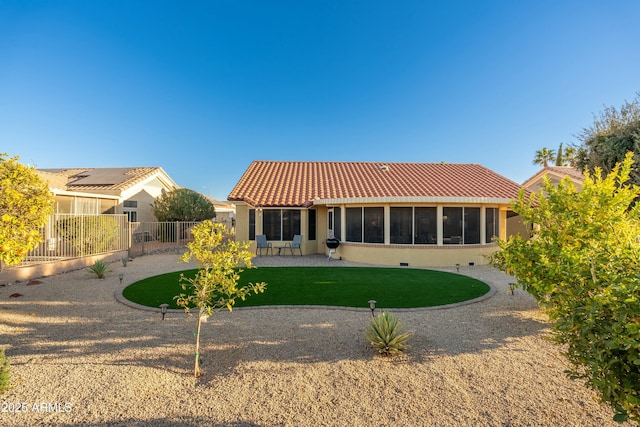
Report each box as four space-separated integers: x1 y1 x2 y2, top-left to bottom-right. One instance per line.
365 311 411 356
88 260 110 279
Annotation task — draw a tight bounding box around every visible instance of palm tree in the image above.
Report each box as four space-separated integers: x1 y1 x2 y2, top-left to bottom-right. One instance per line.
533 147 556 167
562 146 577 167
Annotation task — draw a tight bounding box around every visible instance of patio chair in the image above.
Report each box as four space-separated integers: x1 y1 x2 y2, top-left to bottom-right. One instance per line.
289 234 303 256
256 234 272 256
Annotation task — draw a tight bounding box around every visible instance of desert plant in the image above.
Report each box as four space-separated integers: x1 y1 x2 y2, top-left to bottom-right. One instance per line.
0 348 10 394
88 260 110 279
366 311 411 356
176 220 266 377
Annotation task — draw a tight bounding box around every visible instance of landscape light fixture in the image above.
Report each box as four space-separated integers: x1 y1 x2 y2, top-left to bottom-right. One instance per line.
368 300 377 317
119 273 124 284
121 257 128 267
160 303 169 320
455 263 460 273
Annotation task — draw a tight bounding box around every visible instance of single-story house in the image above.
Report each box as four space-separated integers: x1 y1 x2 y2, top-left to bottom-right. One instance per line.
522 166 584 193
228 161 526 267
507 165 585 238
37 167 180 223
204 196 236 230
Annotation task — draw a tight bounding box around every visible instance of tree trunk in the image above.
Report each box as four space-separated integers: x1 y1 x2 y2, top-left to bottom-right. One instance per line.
194 310 202 377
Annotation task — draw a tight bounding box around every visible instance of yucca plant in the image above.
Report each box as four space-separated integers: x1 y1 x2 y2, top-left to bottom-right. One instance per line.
88 260 110 279
0 348 10 394
365 311 411 356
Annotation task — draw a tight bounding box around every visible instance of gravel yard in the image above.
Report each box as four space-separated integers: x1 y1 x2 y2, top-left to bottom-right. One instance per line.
0 253 633 426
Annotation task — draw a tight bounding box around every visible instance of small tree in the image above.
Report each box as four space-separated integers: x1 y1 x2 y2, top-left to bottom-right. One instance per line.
0 153 54 267
490 153 640 423
151 188 216 222
175 220 266 377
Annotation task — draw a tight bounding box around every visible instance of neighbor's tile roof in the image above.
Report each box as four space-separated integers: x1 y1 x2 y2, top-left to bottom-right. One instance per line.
228 161 524 207
38 167 175 192
522 166 584 189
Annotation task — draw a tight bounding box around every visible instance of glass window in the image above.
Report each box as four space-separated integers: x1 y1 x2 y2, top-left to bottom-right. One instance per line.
282 209 301 240
308 209 316 241
364 207 384 243
123 200 138 208
249 209 255 240
414 207 437 244
443 207 462 244
125 211 137 222
464 207 481 244
486 208 499 243
390 207 412 244
261 209 301 241
346 207 362 242
262 210 281 241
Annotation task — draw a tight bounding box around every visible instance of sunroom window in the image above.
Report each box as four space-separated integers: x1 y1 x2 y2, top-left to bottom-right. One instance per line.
443 207 480 244
346 207 384 243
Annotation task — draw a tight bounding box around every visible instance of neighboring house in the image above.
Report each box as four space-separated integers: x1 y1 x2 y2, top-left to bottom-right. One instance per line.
508 166 585 238
228 161 526 267
37 167 180 222
522 166 584 193
204 196 236 230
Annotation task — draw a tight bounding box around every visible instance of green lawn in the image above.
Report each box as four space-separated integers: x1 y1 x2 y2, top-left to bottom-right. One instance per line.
122 267 490 309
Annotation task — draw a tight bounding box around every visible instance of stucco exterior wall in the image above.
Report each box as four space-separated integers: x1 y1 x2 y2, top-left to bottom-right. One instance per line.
235 203 250 242
330 242 499 267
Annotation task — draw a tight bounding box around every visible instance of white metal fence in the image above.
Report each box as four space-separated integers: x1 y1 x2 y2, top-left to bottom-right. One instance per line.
128 221 200 257
3 216 202 269
8 214 130 267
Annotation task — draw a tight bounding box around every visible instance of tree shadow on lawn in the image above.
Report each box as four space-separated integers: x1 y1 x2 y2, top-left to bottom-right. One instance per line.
1 285 548 378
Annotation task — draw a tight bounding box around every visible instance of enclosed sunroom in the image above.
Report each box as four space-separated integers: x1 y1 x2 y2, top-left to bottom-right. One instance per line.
228 161 524 267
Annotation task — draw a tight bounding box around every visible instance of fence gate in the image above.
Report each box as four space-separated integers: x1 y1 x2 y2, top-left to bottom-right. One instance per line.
128 221 199 257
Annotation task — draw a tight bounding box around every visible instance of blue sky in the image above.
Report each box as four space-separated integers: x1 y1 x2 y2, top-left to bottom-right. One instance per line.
1 1 639 200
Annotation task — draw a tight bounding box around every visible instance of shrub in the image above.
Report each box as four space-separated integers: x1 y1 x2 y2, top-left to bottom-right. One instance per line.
0 348 10 394
89 260 110 279
490 153 640 423
366 311 411 356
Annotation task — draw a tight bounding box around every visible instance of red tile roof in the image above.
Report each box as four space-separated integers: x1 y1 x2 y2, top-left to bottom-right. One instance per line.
522 166 584 188
228 161 524 207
